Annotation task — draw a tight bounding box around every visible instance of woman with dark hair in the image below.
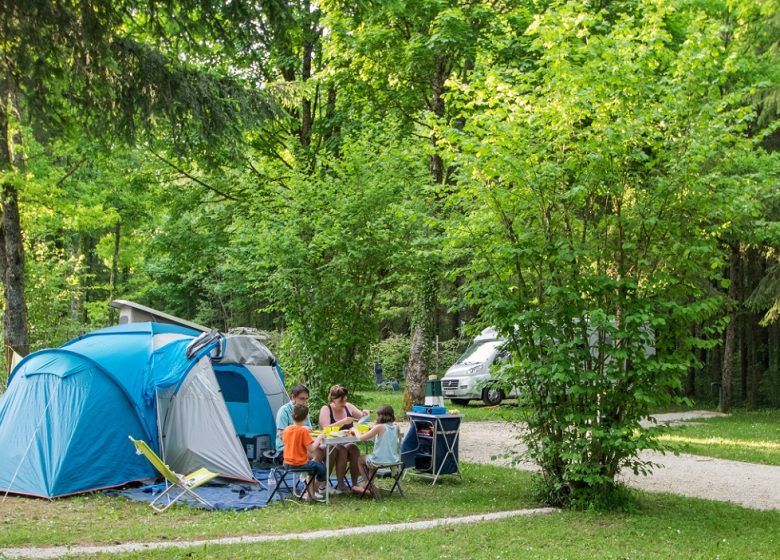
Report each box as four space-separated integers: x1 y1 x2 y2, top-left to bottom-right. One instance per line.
318 384 369 493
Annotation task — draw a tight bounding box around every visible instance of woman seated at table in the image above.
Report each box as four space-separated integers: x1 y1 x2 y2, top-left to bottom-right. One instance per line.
318 384 369 493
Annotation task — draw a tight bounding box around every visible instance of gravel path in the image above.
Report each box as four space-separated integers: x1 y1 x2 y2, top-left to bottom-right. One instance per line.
456 411 780 511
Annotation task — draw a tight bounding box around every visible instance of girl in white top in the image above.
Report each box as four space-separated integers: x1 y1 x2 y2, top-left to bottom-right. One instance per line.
349 404 400 497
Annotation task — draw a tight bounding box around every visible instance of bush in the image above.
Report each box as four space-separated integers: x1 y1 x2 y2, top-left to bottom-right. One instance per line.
432 337 467 377
370 333 410 383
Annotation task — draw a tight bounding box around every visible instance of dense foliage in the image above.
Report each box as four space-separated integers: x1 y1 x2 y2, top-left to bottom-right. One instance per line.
445 0 772 504
2 0 779 504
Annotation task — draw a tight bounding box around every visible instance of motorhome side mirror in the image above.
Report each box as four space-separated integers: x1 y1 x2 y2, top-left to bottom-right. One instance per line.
495 350 510 363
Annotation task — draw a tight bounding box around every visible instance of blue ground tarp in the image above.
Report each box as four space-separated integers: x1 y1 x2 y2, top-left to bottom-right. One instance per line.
113 469 272 510
113 468 352 510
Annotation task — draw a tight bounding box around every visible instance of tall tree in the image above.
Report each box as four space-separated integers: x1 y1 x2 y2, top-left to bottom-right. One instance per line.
445 0 778 504
323 0 502 407
247 128 425 397
711 0 780 410
0 85 28 359
0 0 276 369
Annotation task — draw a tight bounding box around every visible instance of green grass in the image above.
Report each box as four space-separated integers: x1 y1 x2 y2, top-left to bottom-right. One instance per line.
359 390 712 423
358 390 524 422
4 459 780 559
658 409 780 466
0 463 535 547
356 389 405 414
51 491 780 559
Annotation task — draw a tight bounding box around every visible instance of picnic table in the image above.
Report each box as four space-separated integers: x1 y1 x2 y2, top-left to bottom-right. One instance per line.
318 425 372 503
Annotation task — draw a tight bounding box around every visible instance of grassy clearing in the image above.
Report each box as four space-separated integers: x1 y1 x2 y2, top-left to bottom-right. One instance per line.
359 390 523 422
3 437 779 559
359 391 707 423
0 463 535 547
659 409 780 466
58 492 780 559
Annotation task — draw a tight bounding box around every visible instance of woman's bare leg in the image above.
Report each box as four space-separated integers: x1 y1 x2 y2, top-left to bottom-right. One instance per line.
331 445 350 491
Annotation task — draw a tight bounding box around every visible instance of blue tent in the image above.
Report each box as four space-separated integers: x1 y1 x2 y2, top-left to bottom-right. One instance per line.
0 323 282 499
213 363 279 454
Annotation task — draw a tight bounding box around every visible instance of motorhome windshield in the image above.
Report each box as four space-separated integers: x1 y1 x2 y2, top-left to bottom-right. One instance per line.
456 339 504 366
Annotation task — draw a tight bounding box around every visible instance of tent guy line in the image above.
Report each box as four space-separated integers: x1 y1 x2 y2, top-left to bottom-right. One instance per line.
0 507 559 559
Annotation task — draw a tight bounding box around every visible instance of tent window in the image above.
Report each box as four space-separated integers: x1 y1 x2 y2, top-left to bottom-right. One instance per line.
215 371 249 403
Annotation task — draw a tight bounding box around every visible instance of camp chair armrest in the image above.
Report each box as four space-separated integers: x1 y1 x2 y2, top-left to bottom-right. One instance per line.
182 468 219 487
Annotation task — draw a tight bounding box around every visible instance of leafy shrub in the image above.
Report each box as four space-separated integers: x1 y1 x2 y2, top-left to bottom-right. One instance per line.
370 333 410 383
432 337 467 377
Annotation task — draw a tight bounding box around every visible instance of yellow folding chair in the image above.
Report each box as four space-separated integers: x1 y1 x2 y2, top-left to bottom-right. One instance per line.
128 436 219 512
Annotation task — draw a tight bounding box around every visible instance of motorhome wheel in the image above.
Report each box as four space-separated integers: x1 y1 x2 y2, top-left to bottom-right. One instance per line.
482 387 504 406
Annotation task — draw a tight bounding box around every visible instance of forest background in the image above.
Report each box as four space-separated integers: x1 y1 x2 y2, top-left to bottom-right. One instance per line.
1 0 779 505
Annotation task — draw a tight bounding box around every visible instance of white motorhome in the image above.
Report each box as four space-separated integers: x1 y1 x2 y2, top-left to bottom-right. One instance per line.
442 320 655 407
441 327 517 406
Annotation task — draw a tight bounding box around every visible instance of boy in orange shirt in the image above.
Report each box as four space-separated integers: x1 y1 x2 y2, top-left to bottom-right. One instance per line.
282 403 327 501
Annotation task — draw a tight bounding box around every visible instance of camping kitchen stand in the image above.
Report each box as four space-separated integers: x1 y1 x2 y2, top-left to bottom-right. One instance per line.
401 412 463 484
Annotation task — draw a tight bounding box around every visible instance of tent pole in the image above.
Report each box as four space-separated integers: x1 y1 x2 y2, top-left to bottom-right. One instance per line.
156 388 165 460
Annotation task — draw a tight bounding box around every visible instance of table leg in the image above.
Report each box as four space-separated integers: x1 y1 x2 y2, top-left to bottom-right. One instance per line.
326 446 330 505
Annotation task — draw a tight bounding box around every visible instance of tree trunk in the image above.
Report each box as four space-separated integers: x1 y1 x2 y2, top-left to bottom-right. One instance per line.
747 318 758 407
299 0 316 151
428 55 447 185
721 243 740 412
109 221 121 323
686 324 697 397
708 334 722 402
300 42 313 148
0 84 29 366
404 323 427 410
740 311 748 402
746 247 765 407
404 268 438 411
721 330 734 412
770 321 780 406
404 52 451 410
69 237 82 324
